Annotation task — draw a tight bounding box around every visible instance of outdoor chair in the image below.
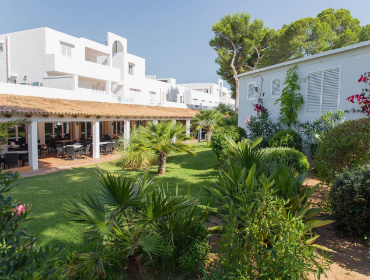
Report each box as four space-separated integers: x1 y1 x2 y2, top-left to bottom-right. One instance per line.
102 142 114 155
4 153 19 169
65 146 79 160
80 144 91 159
56 147 65 159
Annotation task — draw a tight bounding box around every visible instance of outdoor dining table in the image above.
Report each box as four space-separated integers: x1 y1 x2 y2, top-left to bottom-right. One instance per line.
63 144 83 150
1 151 28 167
56 140 74 145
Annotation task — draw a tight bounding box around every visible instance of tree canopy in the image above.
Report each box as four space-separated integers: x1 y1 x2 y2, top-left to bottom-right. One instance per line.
211 8 370 99
209 13 271 110
261 8 370 66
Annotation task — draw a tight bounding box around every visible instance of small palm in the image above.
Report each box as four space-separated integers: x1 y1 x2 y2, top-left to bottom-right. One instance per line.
130 121 194 174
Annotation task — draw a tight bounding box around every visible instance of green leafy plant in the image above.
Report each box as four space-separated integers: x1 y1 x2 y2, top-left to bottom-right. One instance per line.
116 148 156 169
315 117 370 183
298 110 345 158
205 164 331 279
268 129 303 151
193 109 222 142
275 65 304 127
0 169 65 279
210 125 245 162
330 167 370 237
65 171 209 278
129 121 195 174
262 147 309 173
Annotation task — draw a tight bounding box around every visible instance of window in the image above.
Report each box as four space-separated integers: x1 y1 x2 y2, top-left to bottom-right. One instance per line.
0 43 3 53
60 42 74 57
130 88 141 92
271 79 281 97
128 63 135 75
112 40 123 54
306 67 341 115
247 82 256 100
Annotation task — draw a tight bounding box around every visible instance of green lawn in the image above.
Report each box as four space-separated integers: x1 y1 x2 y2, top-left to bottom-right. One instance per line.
8 142 218 253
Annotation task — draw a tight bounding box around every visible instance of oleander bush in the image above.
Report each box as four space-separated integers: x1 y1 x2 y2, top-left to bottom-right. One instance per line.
315 117 370 183
262 147 310 173
330 167 370 237
268 129 303 151
0 170 65 279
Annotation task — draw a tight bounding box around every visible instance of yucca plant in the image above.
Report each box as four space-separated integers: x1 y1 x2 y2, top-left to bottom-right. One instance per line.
65 170 209 279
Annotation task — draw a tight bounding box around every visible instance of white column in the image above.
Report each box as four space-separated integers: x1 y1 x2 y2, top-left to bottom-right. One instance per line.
37 122 45 144
153 120 158 125
186 119 190 143
92 121 100 159
28 120 38 170
172 120 176 143
106 80 111 95
124 120 130 150
74 122 79 140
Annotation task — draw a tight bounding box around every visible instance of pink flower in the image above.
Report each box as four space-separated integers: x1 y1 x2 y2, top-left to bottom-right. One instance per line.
13 204 25 216
358 75 366 82
245 116 251 123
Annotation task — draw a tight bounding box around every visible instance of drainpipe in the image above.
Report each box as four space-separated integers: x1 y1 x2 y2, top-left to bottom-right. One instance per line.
6 35 9 83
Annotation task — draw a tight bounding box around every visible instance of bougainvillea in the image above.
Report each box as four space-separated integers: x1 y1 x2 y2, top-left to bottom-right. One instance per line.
347 72 370 115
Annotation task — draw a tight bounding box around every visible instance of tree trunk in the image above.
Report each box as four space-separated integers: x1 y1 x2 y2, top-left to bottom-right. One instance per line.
206 128 212 142
158 152 167 175
230 46 240 113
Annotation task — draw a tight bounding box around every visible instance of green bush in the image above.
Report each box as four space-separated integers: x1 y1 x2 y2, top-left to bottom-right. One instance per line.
262 147 310 173
330 167 370 237
210 126 245 161
0 170 65 279
268 129 303 151
116 149 156 169
315 117 370 183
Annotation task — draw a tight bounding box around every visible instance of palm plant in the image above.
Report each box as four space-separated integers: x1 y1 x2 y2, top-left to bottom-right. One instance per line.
193 109 221 142
129 121 194 175
65 170 209 279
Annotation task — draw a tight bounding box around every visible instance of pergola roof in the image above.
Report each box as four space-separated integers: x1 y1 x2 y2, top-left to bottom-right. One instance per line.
0 93 197 119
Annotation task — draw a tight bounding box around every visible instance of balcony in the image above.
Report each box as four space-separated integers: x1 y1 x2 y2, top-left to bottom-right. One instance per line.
45 54 120 82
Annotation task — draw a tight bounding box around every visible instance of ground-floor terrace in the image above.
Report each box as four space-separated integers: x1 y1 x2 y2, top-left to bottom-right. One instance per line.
0 93 197 173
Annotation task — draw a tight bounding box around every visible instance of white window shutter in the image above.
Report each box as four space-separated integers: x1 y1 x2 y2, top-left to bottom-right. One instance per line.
67 47 72 57
322 68 340 113
61 45 66 56
248 82 255 99
272 79 281 97
306 71 323 115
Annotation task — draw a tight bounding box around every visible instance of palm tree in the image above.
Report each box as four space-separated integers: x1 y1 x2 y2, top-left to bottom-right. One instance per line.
130 121 194 175
193 109 221 142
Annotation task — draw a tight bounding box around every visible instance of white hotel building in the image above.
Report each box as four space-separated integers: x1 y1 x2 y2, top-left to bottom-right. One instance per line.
0 27 233 171
0 27 233 108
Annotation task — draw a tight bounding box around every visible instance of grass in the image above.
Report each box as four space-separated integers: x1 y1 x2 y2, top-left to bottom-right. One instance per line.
8 142 218 253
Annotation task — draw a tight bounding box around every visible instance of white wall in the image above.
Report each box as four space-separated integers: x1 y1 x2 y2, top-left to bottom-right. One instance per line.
238 45 370 128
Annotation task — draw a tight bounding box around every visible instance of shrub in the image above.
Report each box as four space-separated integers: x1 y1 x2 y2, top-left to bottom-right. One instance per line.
262 147 310 173
315 117 370 183
116 149 156 169
210 126 244 161
0 170 65 279
246 112 283 148
330 167 370 237
268 129 303 151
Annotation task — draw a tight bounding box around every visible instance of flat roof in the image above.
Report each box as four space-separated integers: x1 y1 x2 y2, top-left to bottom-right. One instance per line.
0 93 197 119
238 40 370 78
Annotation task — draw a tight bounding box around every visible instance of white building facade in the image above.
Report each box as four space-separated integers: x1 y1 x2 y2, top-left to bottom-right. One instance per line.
0 27 233 109
237 41 370 128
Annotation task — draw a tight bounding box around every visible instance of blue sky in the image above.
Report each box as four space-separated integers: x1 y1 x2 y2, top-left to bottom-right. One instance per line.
1 0 369 86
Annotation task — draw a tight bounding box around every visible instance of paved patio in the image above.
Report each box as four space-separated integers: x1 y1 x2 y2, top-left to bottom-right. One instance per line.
20 151 121 178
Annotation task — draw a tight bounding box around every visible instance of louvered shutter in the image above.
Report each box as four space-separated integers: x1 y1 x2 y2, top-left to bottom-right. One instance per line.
248 82 255 99
272 79 281 97
306 71 323 115
322 68 340 113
